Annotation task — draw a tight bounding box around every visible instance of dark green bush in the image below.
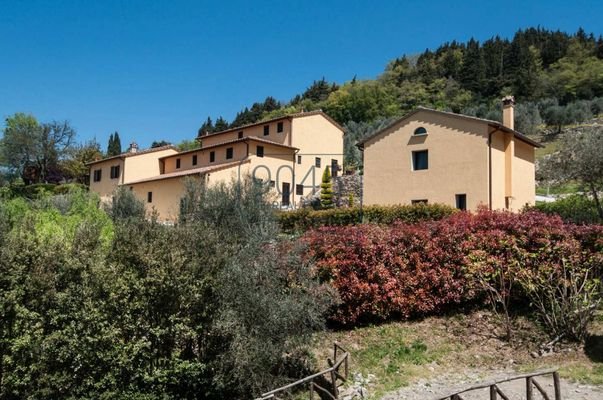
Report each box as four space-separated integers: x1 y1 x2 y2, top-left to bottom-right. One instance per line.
533 195 602 224
278 203 457 233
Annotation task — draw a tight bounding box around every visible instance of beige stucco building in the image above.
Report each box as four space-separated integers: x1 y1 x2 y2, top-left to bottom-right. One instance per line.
358 97 542 211
87 111 344 221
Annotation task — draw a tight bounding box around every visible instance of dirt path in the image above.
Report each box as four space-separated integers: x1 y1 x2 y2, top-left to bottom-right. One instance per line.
381 369 603 400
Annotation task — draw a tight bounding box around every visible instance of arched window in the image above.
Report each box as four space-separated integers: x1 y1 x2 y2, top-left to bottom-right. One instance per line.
414 127 427 135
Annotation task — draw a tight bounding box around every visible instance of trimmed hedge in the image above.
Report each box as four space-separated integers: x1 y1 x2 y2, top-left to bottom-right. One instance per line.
303 210 603 326
278 203 456 232
534 194 602 224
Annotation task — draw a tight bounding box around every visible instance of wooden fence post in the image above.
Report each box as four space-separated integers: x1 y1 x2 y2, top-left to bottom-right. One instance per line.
490 385 497 400
526 377 533 400
553 372 561 400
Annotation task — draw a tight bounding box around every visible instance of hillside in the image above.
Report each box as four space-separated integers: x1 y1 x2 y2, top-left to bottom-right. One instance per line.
196 27 603 169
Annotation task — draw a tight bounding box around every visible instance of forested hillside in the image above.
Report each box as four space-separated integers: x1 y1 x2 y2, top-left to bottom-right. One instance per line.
197 27 603 169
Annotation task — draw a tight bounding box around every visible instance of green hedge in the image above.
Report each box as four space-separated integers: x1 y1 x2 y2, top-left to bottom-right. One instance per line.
533 194 602 224
278 203 457 232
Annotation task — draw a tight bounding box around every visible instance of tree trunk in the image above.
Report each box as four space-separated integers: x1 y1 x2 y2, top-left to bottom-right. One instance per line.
588 182 603 219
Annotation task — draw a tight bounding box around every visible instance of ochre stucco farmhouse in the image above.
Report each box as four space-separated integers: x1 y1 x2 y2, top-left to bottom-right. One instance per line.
357 97 542 211
87 111 344 221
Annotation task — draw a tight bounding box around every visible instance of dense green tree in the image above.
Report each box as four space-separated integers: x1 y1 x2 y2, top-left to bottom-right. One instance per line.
61 140 103 183
213 116 229 132
151 140 171 148
107 131 122 156
0 114 76 183
198 116 214 136
0 113 40 180
459 38 486 93
540 126 603 218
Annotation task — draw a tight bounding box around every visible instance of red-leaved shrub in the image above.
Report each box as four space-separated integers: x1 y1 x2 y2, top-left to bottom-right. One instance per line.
303 209 603 328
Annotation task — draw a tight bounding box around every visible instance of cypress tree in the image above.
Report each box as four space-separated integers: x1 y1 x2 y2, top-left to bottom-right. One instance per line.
107 133 114 156
113 132 122 155
459 38 486 93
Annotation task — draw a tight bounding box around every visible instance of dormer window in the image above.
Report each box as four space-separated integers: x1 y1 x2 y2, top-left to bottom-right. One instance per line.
414 127 427 136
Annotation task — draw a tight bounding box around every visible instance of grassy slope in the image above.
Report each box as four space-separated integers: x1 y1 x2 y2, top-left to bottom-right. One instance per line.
310 312 603 399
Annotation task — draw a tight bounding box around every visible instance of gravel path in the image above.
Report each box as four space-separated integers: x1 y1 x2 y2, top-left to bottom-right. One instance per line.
381 369 603 400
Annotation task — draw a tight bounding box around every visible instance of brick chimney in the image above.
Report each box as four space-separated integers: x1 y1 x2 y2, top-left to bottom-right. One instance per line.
129 142 139 153
502 96 515 130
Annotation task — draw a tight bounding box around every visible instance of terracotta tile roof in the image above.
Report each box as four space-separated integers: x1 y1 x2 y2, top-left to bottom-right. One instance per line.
197 110 344 139
86 145 178 166
356 107 543 149
158 136 297 160
122 159 251 185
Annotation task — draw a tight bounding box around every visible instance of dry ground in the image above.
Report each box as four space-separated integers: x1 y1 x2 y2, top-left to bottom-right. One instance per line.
310 311 603 399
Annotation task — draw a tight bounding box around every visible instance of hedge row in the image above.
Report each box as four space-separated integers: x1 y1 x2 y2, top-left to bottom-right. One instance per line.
278 203 456 232
303 210 603 327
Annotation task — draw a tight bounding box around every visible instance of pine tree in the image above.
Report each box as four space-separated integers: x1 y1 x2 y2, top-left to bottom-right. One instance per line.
214 116 229 132
320 166 334 209
459 38 486 93
197 117 214 136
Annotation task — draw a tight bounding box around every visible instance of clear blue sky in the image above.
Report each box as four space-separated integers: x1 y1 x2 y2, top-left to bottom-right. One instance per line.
1 0 601 149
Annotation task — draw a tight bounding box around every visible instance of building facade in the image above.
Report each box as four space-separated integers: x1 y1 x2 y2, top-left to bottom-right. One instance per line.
88 111 344 221
358 97 542 211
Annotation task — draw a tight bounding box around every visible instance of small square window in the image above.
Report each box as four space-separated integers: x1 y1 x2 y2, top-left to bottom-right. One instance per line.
226 147 233 159
263 125 269 136
192 154 197 166
455 194 467 211
315 157 321 168
176 158 181 169
93 169 102 182
277 122 284 133
269 180 275 188
412 150 428 170
296 184 304 195
210 151 215 163
147 192 153 203
256 145 264 158
411 199 428 204
238 131 243 139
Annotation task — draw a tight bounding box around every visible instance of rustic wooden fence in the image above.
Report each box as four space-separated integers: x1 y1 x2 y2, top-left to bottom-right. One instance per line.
256 343 349 400
435 368 561 400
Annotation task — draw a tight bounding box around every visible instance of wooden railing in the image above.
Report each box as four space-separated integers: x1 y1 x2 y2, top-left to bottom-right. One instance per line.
435 369 561 400
256 343 350 400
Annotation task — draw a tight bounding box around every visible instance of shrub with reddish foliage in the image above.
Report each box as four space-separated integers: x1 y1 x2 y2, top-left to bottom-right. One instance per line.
303 209 603 329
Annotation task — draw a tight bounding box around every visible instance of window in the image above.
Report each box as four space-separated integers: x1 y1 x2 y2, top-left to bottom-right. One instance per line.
411 199 428 204
297 155 302 164
110 165 120 179
455 194 467 211
412 150 428 170
296 184 304 195
210 151 215 163
256 145 264 157
263 125 269 136
331 159 339 177
238 131 243 139
269 180 275 188
277 122 284 133
147 192 153 203
192 154 197 166
414 127 428 135
226 147 233 159
315 157 321 168
93 169 102 182
176 158 181 169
